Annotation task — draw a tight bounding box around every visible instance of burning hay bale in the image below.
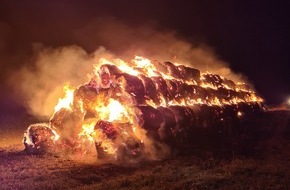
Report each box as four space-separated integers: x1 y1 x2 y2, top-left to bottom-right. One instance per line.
23 56 264 161
23 123 60 154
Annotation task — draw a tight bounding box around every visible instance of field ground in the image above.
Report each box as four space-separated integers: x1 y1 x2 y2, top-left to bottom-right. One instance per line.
0 110 290 190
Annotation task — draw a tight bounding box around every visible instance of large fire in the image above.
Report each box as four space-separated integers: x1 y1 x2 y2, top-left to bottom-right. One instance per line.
23 56 264 161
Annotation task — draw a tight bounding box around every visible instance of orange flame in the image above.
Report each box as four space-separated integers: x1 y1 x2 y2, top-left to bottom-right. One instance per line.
48 55 263 158
54 85 75 113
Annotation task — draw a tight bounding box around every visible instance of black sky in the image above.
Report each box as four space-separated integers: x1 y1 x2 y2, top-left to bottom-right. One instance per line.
0 0 289 108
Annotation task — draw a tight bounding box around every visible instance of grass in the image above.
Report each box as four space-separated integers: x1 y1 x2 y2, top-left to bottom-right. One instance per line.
1 153 286 190
0 111 290 189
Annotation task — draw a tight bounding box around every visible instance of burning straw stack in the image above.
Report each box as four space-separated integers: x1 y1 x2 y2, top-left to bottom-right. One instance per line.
23 57 264 160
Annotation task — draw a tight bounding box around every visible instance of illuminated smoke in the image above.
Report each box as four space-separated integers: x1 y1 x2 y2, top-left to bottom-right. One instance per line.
10 18 253 119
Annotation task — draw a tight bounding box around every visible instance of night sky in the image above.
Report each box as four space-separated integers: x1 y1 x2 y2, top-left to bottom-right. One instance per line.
0 0 289 113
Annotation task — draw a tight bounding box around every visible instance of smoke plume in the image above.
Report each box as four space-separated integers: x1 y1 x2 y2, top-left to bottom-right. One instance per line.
9 18 247 119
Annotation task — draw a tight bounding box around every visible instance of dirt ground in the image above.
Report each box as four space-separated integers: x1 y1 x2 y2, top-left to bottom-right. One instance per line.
0 110 290 190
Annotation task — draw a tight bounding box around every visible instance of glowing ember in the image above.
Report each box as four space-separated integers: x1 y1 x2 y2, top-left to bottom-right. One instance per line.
23 55 264 161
